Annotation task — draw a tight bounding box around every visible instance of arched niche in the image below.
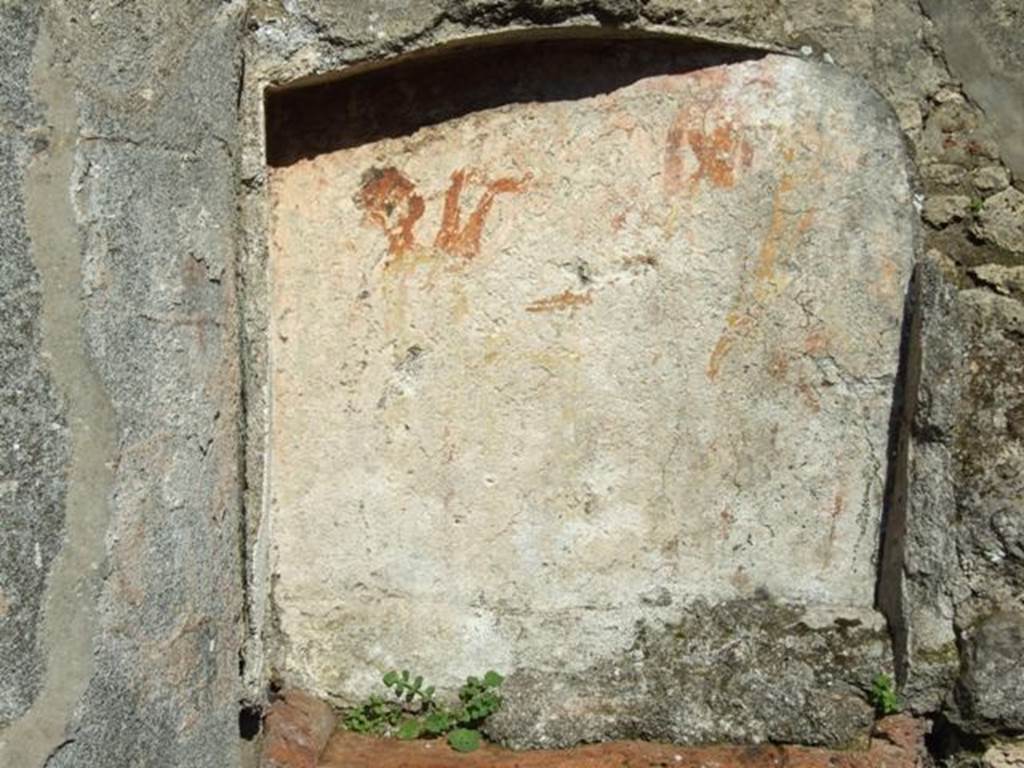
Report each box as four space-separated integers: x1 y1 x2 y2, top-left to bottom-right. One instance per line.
262 30 914 747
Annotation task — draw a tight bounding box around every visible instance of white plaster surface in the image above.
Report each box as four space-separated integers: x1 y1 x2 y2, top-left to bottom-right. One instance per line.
267 53 914 701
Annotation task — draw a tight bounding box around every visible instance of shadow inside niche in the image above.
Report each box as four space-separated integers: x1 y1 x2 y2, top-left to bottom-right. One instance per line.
875 263 923 685
239 703 262 740
265 32 764 167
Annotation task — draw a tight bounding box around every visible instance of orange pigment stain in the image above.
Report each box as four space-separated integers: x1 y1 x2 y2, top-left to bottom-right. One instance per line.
719 507 735 541
664 118 688 194
688 120 747 190
706 165 821 380
753 176 796 289
797 378 821 412
357 166 530 269
826 493 845 563
872 259 899 299
525 289 593 313
744 75 778 90
434 169 532 260
741 139 755 170
665 112 753 196
706 312 752 380
355 167 425 261
796 208 815 233
762 346 822 413
803 329 830 356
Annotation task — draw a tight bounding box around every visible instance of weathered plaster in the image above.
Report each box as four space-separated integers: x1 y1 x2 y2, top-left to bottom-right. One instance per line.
257 35 915 745
236 19 789 705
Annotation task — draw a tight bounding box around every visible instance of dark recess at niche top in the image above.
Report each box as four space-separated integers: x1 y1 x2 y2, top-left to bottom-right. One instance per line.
265 33 763 167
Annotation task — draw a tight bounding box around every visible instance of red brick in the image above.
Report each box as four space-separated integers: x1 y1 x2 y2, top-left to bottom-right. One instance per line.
261 689 336 768
318 717 928 768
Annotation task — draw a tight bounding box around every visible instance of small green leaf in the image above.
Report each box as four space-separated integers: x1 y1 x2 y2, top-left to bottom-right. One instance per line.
344 710 370 733
397 719 423 740
447 728 482 753
383 671 398 686
424 712 450 734
870 673 902 715
483 671 504 688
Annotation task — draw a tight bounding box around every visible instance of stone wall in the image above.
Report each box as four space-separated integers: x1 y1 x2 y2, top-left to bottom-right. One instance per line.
0 1 1021 766
0 2 246 767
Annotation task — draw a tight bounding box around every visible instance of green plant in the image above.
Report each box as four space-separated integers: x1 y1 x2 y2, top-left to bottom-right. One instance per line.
343 694 402 734
447 728 482 753
870 673 902 715
342 669 504 752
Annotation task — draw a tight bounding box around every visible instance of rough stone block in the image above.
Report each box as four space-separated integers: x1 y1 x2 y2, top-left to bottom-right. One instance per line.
484 597 890 748
266 44 914 747
0 4 247 767
973 166 1011 193
953 612 1024 734
972 187 1024 254
924 195 971 227
983 740 1024 768
954 288 1024 629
